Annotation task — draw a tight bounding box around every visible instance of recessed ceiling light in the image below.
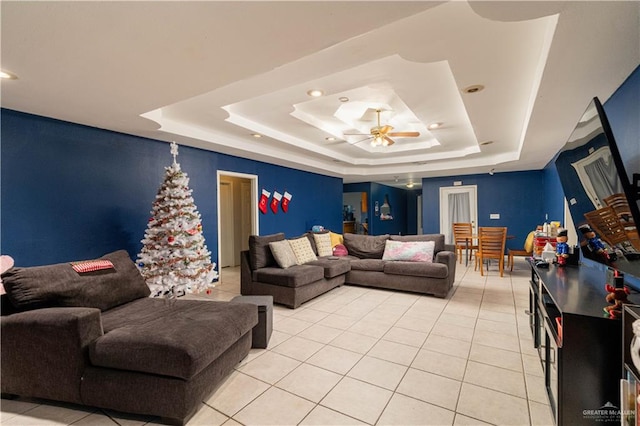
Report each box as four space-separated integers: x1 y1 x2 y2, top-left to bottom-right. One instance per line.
251 133 262 138
427 122 442 130
480 140 494 146
325 137 336 141
307 89 324 97
0 70 18 80
338 97 349 103
463 84 484 94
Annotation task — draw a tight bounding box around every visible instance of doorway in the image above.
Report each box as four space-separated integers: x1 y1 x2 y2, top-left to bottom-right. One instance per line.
217 171 259 279
439 185 478 244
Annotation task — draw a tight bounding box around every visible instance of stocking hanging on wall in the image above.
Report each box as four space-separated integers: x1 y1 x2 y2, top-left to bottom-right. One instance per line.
271 191 282 214
282 191 292 213
259 189 270 214
136 142 218 298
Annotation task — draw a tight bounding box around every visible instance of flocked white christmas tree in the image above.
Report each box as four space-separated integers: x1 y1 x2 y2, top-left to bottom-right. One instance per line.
136 142 217 298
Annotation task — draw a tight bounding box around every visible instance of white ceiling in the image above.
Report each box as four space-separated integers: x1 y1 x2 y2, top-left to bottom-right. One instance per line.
2 1 639 189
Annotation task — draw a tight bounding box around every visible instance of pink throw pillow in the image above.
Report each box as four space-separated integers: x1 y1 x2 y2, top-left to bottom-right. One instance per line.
332 244 348 257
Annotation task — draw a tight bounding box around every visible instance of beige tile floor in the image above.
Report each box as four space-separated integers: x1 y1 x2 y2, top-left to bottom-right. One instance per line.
1 259 554 425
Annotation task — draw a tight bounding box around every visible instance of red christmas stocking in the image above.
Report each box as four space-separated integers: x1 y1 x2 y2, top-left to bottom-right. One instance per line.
271 191 282 214
259 189 271 214
282 191 292 213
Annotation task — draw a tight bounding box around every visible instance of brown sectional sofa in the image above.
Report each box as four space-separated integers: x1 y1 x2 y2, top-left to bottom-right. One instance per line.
1 250 258 425
241 232 456 308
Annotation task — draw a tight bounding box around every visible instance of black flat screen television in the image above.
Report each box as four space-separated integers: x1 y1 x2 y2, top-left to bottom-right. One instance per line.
555 97 640 282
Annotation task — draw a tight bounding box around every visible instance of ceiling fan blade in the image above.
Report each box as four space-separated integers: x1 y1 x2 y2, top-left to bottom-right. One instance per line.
343 132 369 136
384 136 395 146
388 131 420 137
348 136 373 145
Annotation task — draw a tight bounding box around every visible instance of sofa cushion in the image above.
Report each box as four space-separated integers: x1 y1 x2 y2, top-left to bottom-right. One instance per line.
348 258 386 272
384 261 448 279
313 233 333 257
390 234 445 254
249 233 285 270
255 265 324 287
92 298 257 380
382 240 435 262
307 258 351 278
289 237 318 265
2 250 150 312
343 234 390 259
269 240 297 269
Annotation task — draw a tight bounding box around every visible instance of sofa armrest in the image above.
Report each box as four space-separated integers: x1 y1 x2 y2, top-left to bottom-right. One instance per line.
444 243 455 253
1 307 103 403
435 250 457 287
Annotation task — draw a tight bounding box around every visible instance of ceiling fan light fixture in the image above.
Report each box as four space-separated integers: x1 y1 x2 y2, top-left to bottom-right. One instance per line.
306 89 324 97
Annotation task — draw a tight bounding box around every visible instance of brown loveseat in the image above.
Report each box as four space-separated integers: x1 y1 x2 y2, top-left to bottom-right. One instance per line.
241 232 456 308
1 250 257 425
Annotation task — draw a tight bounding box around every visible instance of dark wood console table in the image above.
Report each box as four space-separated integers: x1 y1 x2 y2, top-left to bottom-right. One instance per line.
528 260 632 424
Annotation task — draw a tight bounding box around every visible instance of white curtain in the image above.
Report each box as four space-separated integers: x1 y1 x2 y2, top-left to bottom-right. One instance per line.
583 156 623 206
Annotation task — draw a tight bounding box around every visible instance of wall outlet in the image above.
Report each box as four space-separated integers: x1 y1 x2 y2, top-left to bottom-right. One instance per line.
490 213 500 219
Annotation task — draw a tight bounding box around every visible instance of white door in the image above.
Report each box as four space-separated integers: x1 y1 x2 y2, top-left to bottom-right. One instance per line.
219 181 234 268
439 185 478 244
240 181 253 253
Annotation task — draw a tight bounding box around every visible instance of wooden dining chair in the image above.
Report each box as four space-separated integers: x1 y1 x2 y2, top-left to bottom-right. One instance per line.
453 222 477 264
584 206 630 248
475 227 507 277
508 230 535 271
603 193 640 250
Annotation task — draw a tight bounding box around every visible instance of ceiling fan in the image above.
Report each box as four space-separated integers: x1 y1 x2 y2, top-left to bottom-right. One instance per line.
344 109 420 147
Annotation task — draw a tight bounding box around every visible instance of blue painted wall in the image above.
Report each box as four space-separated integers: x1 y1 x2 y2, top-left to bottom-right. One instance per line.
343 182 417 236
370 183 408 236
604 64 640 183
421 171 545 251
1 110 343 267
